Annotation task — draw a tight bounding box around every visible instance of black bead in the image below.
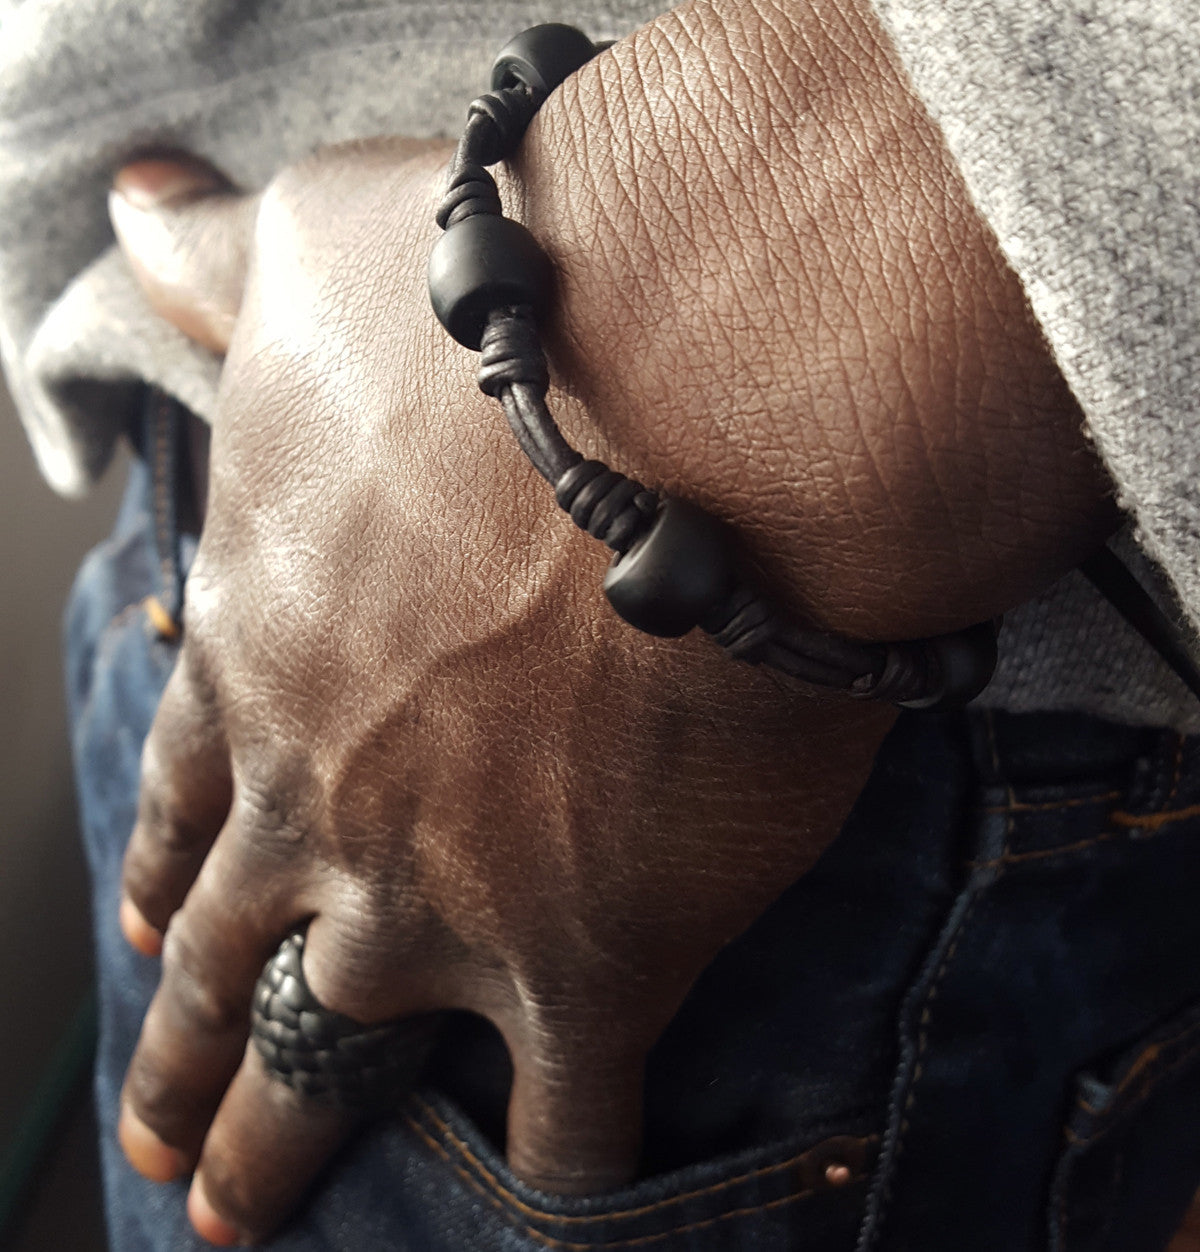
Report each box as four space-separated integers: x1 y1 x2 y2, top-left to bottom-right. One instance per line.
428 214 554 351
490 24 599 99
899 621 998 710
603 497 739 638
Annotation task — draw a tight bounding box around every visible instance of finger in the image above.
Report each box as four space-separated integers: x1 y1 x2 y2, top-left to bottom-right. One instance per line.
505 1018 645 1194
186 1053 354 1247
186 929 439 1245
109 154 258 353
120 824 298 1179
121 662 232 952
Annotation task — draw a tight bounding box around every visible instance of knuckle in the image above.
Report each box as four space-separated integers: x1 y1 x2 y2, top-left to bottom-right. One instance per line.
236 771 309 852
160 919 247 1037
125 1056 185 1139
134 774 202 854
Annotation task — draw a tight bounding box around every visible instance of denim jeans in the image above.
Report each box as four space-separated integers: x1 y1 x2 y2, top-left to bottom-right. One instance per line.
66 397 1200 1250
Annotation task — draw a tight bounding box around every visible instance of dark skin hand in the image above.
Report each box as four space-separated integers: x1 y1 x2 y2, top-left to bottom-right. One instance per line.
107 0 1116 1243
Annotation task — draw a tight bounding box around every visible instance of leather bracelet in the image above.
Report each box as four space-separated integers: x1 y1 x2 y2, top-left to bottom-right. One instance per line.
427 23 998 709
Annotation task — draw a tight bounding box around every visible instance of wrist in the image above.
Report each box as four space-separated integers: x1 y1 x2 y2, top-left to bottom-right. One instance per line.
510 0 1116 639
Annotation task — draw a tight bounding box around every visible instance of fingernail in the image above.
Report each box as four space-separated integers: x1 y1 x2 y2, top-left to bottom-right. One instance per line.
118 1104 189 1183
120 894 163 958
188 1176 245 1247
113 158 226 210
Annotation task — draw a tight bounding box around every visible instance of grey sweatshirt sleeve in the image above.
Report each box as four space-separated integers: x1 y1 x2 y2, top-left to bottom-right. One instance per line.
869 0 1200 624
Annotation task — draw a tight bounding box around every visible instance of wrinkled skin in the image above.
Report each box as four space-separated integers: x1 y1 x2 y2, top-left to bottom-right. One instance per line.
108 0 1116 1243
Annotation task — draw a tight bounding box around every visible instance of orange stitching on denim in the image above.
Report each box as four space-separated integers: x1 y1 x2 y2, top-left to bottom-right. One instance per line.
403 1112 863 1250
1109 803 1200 832
1113 1026 1200 1103
1072 1027 1200 1135
969 798 1200 868
410 1097 871 1225
1068 1041 1200 1151
977 793 1120 815
970 830 1123 870
534 1189 849 1250
403 1116 569 1247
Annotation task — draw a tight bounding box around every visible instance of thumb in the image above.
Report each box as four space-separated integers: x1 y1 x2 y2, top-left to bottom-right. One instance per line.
506 1025 644 1194
109 156 258 354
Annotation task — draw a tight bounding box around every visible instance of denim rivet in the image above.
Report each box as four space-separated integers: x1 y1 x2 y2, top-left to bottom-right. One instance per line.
824 1162 851 1187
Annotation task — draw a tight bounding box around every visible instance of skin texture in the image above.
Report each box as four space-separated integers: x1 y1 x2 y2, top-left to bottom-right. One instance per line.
107 0 1116 1243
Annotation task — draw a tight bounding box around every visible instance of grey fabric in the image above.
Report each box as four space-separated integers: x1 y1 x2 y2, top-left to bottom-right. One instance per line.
0 0 666 492
0 0 1197 726
868 0 1200 727
872 0 1200 632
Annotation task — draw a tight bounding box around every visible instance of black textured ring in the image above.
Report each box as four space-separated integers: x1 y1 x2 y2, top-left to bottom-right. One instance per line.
251 930 434 1110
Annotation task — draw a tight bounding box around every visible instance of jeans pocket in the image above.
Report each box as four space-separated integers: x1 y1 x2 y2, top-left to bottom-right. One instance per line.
391 1092 877 1251
1048 999 1200 1252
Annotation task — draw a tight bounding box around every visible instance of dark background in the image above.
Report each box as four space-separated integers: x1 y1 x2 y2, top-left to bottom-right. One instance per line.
1 384 125 1249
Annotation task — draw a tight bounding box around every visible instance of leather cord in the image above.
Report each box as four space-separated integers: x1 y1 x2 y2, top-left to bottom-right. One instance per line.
427 31 1034 709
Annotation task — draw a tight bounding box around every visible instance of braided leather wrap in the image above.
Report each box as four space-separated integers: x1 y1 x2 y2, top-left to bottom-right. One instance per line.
555 459 659 554
478 308 550 398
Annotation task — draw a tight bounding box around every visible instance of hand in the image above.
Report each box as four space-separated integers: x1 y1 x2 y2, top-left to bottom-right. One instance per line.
108 0 1113 1244
111 139 896 1244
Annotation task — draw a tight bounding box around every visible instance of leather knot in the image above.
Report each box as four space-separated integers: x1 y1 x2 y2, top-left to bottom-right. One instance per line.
477 307 550 398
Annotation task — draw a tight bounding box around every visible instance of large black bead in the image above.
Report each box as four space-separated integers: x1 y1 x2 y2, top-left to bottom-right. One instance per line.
428 214 554 351
491 24 599 98
603 497 739 638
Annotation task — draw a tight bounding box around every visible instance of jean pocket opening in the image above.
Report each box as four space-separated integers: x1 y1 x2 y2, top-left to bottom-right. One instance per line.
400 1087 878 1250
